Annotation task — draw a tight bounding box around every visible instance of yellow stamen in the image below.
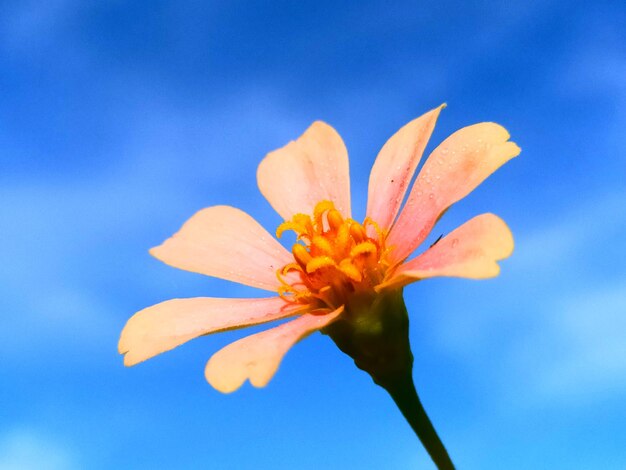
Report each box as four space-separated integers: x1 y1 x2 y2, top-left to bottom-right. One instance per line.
276 221 305 239
311 235 334 257
292 244 312 267
306 256 337 273
281 262 303 275
349 222 366 242
364 217 385 242
339 259 362 282
335 223 351 255
277 284 295 295
292 214 314 235
350 241 378 258
313 200 336 219
327 209 344 231
276 200 389 311
313 200 336 228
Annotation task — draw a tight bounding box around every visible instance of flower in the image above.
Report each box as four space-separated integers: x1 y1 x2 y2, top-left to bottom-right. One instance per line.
118 104 520 393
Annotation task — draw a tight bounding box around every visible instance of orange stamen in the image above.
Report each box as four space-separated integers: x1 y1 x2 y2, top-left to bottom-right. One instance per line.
292 244 312 267
335 223 351 255
306 256 337 273
276 200 389 310
350 241 377 258
311 235 334 257
349 222 367 242
313 200 336 228
339 259 362 282
327 209 344 231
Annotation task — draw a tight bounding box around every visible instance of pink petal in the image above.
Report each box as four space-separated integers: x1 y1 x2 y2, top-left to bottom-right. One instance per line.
387 123 520 263
366 104 445 232
205 306 344 393
382 213 513 290
150 206 293 291
119 296 307 366
257 122 351 220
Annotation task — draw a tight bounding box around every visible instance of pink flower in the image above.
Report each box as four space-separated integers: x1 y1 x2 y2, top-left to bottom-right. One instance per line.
118 105 520 393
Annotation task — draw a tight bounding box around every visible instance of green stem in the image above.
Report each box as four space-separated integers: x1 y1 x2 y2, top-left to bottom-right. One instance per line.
378 371 455 470
324 289 455 469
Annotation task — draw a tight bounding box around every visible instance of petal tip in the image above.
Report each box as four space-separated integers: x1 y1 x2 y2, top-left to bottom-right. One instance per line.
492 126 521 160
508 141 522 158
430 102 446 118
501 228 515 260
309 120 334 131
122 353 137 367
118 322 133 355
491 262 502 278
148 244 164 260
117 339 127 355
205 360 244 394
486 213 515 259
423 103 446 120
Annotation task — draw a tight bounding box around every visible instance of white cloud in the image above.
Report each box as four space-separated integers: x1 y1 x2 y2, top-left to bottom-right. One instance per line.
508 193 626 406
512 190 626 272
509 278 626 406
431 190 626 408
0 428 78 470
0 83 301 359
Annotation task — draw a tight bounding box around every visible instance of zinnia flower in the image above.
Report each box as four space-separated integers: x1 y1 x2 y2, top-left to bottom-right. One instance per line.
119 104 519 395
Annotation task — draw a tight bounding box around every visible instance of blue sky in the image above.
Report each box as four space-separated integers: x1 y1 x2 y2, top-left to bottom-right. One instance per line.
1 0 625 468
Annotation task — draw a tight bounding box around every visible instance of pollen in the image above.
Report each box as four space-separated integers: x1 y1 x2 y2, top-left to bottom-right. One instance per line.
306 256 337 273
276 201 391 308
350 241 377 258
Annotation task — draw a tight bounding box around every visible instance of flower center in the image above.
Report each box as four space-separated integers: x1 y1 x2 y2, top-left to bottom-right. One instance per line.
276 201 391 309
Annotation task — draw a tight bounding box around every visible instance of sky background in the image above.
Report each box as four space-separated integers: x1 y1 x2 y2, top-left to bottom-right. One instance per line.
1 0 625 468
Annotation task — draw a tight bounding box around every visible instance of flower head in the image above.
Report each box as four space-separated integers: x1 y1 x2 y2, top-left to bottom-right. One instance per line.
275 200 391 309
118 104 520 393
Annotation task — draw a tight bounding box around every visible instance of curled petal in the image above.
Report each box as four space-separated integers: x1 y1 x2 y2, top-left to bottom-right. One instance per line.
381 213 513 290
150 206 293 291
366 104 444 232
205 306 344 393
387 123 520 263
257 122 351 220
119 297 307 366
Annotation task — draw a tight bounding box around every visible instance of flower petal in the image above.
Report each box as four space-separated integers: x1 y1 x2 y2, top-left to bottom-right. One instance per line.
382 213 513 290
119 296 307 366
257 122 351 220
387 123 520 263
150 206 293 291
205 306 344 393
366 104 444 232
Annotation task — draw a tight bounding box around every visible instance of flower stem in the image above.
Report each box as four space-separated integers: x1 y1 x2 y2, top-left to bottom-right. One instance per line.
324 289 455 469
378 369 455 470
